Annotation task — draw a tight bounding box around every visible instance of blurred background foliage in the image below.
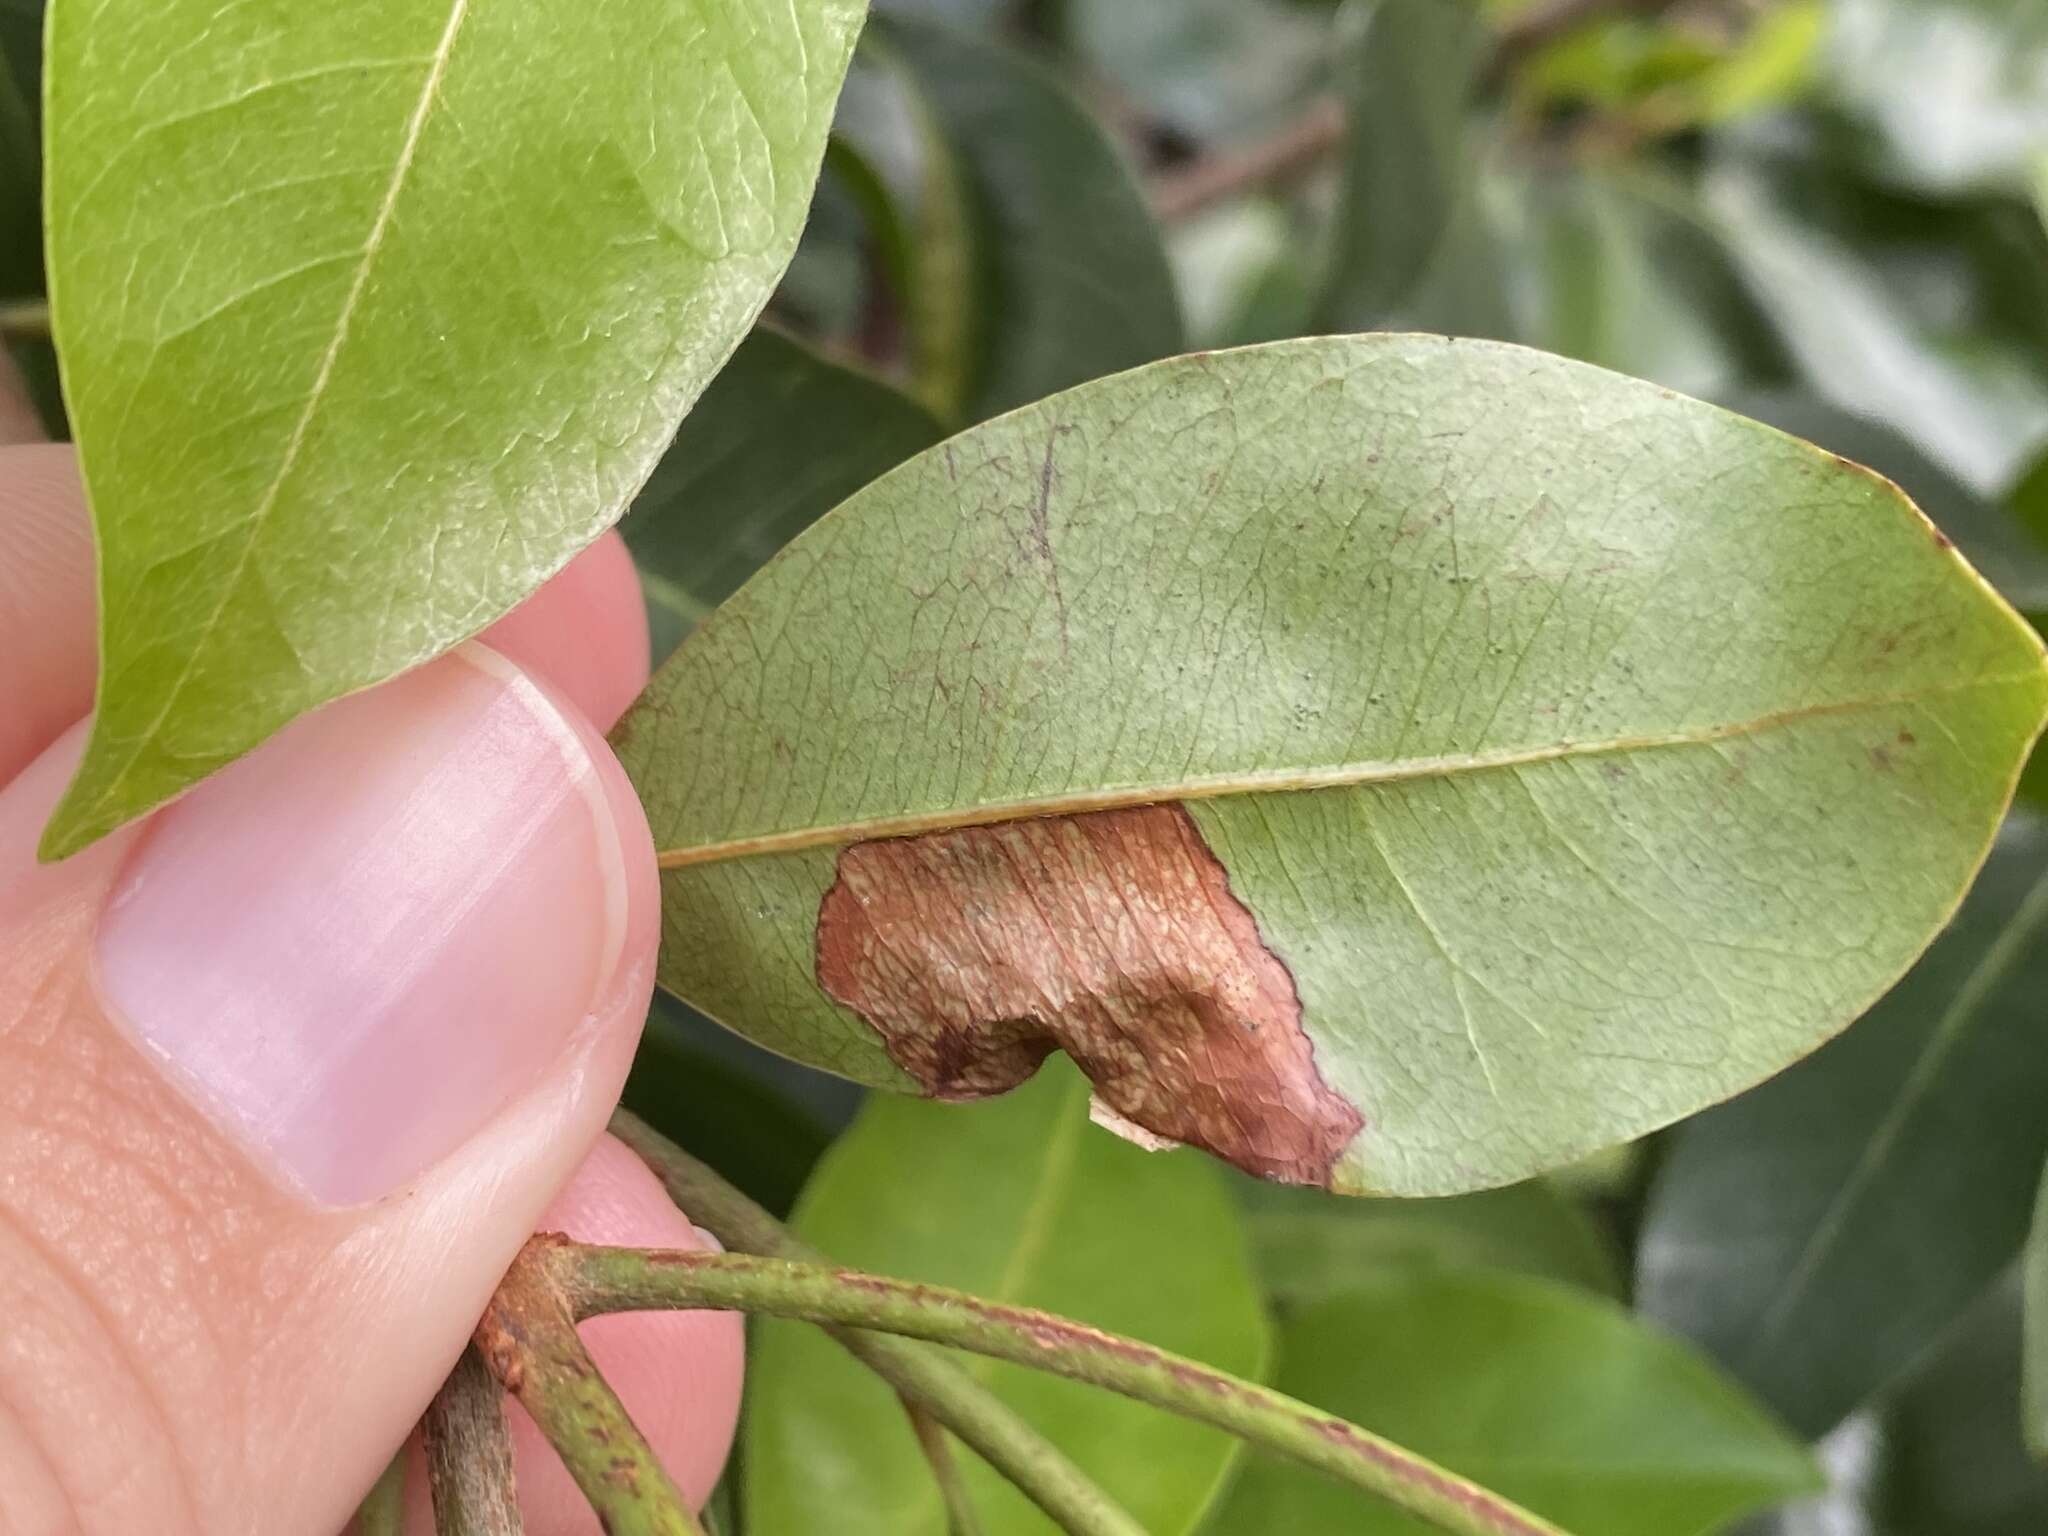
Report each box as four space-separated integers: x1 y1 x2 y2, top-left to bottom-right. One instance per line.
6 1 2048 1532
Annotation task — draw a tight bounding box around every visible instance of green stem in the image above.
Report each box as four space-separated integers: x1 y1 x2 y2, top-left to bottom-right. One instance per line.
612 1111 1145 1536
903 1396 987 1536
425 1347 524 1536
477 1244 705 1536
0 299 48 339
561 1242 1572 1536
353 1448 408 1536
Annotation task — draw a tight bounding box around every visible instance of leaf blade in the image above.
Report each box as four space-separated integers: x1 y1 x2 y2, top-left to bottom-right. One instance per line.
742 1060 1270 1536
615 334 2048 1195
1210 1269 1820 1536
40 0 865 856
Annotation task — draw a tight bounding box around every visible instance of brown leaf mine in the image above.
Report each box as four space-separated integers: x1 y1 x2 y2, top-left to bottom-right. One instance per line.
815 804 1363 1185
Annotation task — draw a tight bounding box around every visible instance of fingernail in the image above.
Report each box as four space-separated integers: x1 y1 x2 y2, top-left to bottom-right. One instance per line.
95 645 631 1206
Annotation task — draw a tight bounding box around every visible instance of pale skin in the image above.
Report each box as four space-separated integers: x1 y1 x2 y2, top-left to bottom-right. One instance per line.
0 353 745 1536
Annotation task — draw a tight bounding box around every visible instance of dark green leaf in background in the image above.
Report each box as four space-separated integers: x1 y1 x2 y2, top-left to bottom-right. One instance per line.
2026 1162 2048 1462
0 0 41 298
1238 1176 1624 1311
1318 0 1485 331
1639 813 2048 1439
38 0 865 857
874 11 1183 422
744 1059 1269 1536
1515 171 1789 402
617 335 2048 1196
620 326 942 664
1881 1278 2048 1535
1210 1270 1819 1535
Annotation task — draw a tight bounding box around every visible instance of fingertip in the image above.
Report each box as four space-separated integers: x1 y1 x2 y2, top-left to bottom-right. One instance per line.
482 533 651 733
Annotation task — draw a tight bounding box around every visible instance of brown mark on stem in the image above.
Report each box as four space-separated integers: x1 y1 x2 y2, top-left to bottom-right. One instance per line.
814 802 1362 1185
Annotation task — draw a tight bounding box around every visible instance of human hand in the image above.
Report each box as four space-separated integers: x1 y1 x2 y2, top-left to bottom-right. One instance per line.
0 356 742 1535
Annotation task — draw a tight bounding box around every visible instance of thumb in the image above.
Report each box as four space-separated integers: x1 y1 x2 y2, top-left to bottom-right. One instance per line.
0 645 695 1533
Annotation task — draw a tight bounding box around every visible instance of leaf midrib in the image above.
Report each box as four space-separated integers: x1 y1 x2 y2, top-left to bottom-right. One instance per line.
655 669 2046 867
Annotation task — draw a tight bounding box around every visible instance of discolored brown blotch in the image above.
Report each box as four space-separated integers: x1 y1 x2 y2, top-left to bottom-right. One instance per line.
814 803 1362 1185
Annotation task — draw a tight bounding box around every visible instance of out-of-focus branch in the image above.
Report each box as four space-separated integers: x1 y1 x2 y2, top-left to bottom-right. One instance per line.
1150 97 1344 222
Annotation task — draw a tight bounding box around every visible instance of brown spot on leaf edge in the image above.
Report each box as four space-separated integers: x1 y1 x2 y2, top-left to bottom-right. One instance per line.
815 802 1362 1186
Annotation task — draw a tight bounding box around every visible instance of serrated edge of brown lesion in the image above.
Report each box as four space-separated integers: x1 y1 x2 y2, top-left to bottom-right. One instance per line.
813 801 1362 1186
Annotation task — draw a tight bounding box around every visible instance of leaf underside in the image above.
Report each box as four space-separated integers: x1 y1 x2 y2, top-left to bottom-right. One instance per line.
39 0 863 857
612 334 2048 1197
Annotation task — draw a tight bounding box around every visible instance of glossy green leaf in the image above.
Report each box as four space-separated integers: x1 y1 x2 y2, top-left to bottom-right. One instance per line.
620 326 942 660
0 0 40 298
2027 1162 2048 1462
1638 811 2048 1439
1209 1270 1820 1535
1319 0 1484 330
743 1058 1270 1536
1238 1176 1624 1310
875 11 1182 422
38 0 864 858
613 334 2048 1196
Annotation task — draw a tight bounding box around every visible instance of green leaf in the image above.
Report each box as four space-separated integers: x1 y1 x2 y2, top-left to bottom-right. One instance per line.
1881 1278 2048 1535
1208 1270 1820 1535
0 0 41 299
1723 389 2048 618
613 334 2048 1196
874 11 1182 422
38 0 865 858
619 325 943 660
1237 1176 1625 1310
1514 170 1788 400
1318 0 1485 330
2027 1161 2048 1462
742 1058 1270 1536
1638 811 2048 1438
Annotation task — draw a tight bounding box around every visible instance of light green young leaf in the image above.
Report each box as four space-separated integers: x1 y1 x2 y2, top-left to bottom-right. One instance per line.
619 326 941 661
612 335 2048 1197
1238 1177 1624 1310
38 0 864 858
1639 812 2048 1439
743 1058 1269 1536
1209 1270 1820 1535
873 11 1182 422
